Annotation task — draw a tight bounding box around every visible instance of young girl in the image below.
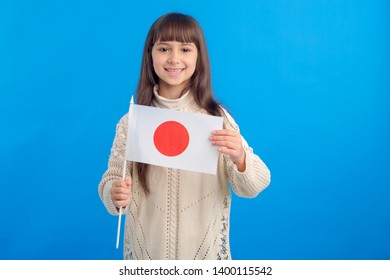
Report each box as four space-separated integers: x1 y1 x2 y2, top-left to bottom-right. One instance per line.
98 12 271 260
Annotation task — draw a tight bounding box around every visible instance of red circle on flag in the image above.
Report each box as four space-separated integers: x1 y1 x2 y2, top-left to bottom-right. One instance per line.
153 121 190 157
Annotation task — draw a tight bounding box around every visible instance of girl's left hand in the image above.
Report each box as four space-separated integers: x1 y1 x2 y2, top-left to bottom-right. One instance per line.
210 129 246 172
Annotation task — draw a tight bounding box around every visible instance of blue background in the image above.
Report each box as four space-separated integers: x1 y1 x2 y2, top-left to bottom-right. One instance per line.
1 0 389 260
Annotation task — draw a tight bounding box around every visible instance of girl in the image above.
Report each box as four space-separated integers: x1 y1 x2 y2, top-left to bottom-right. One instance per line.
98 12 271 260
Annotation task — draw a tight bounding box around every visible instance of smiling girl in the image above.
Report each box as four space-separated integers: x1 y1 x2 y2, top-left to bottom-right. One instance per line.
98 12 271 260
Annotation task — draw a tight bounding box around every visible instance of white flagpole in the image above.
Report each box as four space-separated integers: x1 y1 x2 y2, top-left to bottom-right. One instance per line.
116 95 134 249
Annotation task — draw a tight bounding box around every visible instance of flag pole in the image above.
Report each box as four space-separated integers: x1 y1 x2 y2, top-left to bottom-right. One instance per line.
116 95 134 249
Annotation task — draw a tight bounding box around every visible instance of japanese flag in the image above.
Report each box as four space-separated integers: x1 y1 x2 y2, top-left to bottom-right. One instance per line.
125 101 223 174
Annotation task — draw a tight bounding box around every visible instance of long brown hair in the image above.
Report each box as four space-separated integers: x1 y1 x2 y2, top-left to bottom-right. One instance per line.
135 12 222 193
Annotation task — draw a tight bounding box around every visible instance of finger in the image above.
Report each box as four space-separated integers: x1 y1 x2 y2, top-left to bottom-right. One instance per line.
219 147 246 166
117 178 131 189
116 193 130 200
112 194 124 201
210 137 240 148
210 134 239 141
124 176 132 187
112 194 131 207
210 133 241 146
111 190 129 197
112 185 131 196
112 180 123 188
218 146 241 158
210 136 240 147
212 129 239 137
120 187 131 195
211 139 241 150
212 129 238 135
116 194 132 208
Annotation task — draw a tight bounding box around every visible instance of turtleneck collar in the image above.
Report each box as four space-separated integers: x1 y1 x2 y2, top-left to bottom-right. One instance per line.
152 85 194 110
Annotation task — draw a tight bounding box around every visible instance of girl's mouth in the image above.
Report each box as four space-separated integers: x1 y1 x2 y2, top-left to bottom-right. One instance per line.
165 68 184 73
165 68 184 77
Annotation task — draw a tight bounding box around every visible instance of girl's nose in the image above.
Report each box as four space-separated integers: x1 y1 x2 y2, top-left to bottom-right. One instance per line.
168 57 178 64
168 53 180 64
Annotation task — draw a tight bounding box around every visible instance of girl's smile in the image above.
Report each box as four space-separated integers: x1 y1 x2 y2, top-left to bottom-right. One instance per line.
164 67 185 76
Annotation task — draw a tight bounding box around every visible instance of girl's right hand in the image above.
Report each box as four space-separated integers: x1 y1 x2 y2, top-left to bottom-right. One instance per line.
110 176 132 209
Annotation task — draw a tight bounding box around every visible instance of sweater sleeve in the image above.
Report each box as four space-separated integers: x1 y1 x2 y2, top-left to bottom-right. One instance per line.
222 109 271 198
98 114 133 215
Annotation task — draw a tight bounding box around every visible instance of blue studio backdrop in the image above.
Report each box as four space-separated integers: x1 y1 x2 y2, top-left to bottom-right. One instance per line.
1 0 389 260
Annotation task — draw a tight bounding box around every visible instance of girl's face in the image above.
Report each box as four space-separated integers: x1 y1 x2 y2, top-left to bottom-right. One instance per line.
152 40 198 98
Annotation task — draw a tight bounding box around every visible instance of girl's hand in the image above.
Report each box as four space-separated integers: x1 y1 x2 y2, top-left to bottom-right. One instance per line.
210 129 246 172
110 176 132 209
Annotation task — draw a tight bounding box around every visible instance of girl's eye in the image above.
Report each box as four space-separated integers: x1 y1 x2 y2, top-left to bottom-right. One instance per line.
159 48 169 52
182 48 191 52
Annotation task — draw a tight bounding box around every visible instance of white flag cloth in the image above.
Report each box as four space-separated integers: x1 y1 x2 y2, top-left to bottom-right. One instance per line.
125 102 223 174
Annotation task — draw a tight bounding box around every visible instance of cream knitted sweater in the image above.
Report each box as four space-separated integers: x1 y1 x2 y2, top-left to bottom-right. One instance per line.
98 89 271 260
